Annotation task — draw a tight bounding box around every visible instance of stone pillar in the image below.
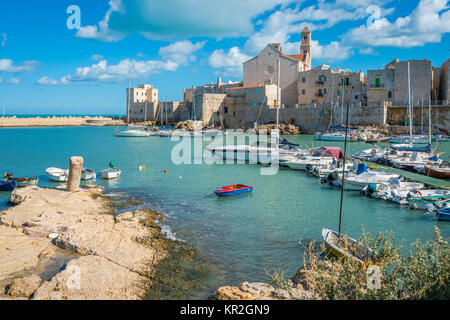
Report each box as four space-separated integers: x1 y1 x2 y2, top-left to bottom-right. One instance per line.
67 156 83 192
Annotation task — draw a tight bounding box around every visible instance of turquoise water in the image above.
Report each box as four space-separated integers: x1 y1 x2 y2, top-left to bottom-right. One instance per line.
1 126 449 298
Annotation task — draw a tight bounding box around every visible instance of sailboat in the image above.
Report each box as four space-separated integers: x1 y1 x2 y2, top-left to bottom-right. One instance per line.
115 81 151 137
322 101 374 267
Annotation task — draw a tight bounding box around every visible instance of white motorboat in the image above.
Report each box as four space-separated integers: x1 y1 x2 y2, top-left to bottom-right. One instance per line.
81 168 96 181
389 135 429 144
314 132 358 142
115 128 151 137
286 147 344 171
101 168 121 180
46 167 69 182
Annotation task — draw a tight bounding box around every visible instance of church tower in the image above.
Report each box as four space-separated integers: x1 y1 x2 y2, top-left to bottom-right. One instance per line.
300 26 312 70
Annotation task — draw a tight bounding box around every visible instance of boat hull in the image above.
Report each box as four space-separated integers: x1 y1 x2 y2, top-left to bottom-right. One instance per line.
0 180 16 191
101 168 121 180
14 177 39 187
425 166 450 180
214 185 254 197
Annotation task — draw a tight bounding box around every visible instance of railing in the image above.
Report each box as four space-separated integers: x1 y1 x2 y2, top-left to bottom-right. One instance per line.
369 84 386 88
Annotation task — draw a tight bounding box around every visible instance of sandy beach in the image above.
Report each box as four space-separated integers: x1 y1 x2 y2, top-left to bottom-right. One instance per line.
0 116 123 127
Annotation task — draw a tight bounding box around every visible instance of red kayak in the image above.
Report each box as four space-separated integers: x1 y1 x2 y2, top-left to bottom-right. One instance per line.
214 184 254 197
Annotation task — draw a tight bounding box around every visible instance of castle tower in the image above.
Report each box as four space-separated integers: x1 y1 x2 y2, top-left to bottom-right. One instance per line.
300 26 312 70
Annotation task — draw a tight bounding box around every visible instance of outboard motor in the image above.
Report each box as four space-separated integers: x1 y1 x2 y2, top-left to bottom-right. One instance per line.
321 171 339 185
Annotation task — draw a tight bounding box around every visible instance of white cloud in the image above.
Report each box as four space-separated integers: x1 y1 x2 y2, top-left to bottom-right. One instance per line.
345 0 450 47
7 77 20 84
75 0 291 42
91 54 105 61
208 47 251 76
158 40 206 65
0 59 38 73
1 33 6 47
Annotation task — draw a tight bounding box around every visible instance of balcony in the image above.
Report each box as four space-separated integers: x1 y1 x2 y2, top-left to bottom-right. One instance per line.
369 84 385 88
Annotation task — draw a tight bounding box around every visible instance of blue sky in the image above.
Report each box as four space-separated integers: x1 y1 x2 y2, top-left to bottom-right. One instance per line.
0 0 449 115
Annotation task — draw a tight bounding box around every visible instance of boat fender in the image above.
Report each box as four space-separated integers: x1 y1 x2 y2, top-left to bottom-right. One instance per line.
417 190 422 196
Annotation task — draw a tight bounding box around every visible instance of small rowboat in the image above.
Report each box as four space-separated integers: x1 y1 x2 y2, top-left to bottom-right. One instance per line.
46 167 69 182
101 168 121 180
13 177 39 187
322 228 373 267
425 166 450 180
0 180 16 191
214 184 253 197
81 168 97 181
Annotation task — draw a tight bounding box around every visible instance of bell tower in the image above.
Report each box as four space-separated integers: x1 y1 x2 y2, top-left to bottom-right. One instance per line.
300 26 312 70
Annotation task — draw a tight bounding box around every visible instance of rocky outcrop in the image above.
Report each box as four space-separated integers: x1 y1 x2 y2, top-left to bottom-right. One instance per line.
6 276 41 298
175 120 203 131
255 124 301 135
214 280 317 300
0 186 169 300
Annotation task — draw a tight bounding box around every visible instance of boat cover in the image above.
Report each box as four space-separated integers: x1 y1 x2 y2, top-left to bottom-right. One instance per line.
390 144 432 153
356 164 368 175
316 147 344 159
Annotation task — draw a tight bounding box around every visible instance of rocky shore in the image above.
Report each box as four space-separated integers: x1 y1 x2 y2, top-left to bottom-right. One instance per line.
0 186 170 300
0 116 121 127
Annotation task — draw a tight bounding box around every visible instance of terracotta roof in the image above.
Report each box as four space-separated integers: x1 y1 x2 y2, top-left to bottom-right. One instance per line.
227 85 264 90
287 54 306 61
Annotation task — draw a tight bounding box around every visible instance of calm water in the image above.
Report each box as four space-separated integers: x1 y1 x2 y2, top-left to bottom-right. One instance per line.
1 126 449 298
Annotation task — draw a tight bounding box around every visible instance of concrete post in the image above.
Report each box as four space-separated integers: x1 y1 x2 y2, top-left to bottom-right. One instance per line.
67 156 83 192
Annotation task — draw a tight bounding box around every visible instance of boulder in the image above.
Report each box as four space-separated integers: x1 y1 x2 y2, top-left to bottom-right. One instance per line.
6 275 41 298
214 286 255 300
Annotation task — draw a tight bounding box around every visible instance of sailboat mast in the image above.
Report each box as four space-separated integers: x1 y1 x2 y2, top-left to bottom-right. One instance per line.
127 80 131 126
276 59 280 137
144 100 147 124
428 95 432 144
421 92 424 133
338 101 350 237
340 78 344 125
407 62 412 146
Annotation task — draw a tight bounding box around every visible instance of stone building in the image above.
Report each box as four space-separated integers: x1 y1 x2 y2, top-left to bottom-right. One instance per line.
243 27 312 107
298 65 367 109
367 59 432 106
438 59 449 105
223 84 279 129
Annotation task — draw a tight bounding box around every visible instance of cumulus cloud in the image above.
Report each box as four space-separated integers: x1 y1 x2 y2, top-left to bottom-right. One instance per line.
158 40 206 65
0 59 38 73
75 0 290 41
91 54 105 61
208 47 252 76
0 77 21 85
38 40 204 85
345 0 450 47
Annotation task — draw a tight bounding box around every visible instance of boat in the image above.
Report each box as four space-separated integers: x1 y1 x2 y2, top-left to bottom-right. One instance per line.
101 168 121 180
425 165 450 180
314 131 358 142
322 228 373 266
13 177 39 187
214 184 253 197
408 190 450 210
389 136 430 144
115 127 151 137
0 180 16 191
436 207 450 221
286 147 344 171
46 167 69 182
425 200 450 221
81 168 97 181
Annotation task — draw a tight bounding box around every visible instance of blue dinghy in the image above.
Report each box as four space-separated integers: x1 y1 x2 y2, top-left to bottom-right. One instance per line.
0 180 16 191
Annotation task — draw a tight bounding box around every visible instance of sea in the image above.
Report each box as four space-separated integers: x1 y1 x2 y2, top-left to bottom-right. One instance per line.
1 125 449 299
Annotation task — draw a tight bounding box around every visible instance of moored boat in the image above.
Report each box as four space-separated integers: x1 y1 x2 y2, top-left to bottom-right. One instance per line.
81 168 97 181
0 180 16 191
322 228 373 266
214 184 253 197
425 165 450 180
46 167 69 182
13 177 39 187
101 167 121 180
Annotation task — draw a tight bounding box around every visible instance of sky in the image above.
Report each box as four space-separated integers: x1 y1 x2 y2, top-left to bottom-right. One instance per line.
0 0 449 115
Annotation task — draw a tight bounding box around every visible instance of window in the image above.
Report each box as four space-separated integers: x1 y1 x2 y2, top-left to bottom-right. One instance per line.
345 78 350 86
375 78 381 88
302 89 305 95
388 91 392 98
302 77 306 83
324 88 327 94
224 107 229 114
233 112 236 117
